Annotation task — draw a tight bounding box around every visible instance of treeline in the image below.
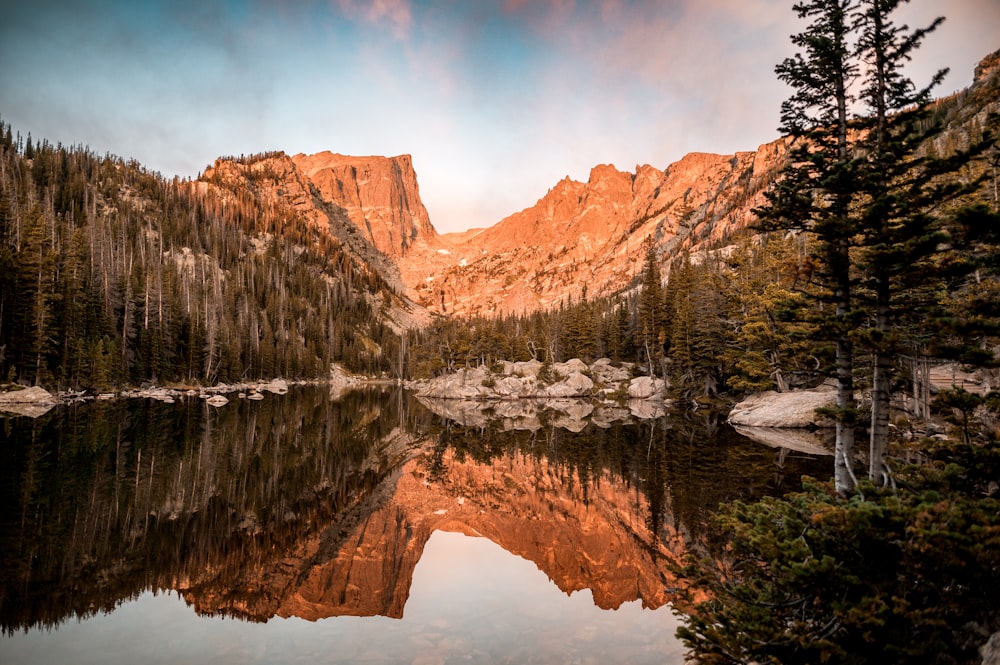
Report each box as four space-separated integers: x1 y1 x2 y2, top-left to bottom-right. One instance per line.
0 119 402 390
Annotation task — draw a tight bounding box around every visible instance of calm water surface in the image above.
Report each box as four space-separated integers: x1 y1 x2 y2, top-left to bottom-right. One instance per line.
0 386 829 664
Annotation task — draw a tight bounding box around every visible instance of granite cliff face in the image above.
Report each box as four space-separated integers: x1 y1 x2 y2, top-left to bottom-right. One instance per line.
291 151 436 258
199 150 439 328
197 139 789 319
199 150 437 297
401 143 788 316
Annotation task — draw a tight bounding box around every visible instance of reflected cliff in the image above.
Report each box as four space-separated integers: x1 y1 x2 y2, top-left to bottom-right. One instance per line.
0 387 828 633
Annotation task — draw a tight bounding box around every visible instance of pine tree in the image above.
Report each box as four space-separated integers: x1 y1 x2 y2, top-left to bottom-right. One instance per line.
724 237 817 393
638 246 666 376
757 0 861 494
17 205 57 385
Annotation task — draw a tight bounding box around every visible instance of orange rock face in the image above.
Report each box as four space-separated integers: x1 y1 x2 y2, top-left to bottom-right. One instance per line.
400 142 789 317
291 151 437 258
199 142 789 320
199 150 439 297
195 50 1000 322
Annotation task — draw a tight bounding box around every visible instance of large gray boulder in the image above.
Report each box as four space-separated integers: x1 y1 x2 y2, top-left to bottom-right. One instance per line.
419 367 492 399
0 386 56 404
981 631 1000 665
553 358 589 376
728 387 836 428
504 359 543 378
0 386 59 418
628 376 666 399
546 371 595 397
493 375 529 397
590 358 632 385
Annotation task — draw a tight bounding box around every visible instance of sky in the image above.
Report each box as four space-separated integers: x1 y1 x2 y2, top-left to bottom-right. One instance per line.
2 1 998 234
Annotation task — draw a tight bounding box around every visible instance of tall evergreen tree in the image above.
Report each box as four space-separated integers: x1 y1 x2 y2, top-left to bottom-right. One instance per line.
758 0 861 494
638 246 666 376
17 204 57 385
853 1 948 484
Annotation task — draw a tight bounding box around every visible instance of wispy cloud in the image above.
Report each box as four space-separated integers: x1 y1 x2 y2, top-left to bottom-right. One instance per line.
2 0 996 234
335 0 413 39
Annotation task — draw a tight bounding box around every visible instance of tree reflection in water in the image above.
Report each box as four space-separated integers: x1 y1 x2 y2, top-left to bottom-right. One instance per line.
0 387 828 642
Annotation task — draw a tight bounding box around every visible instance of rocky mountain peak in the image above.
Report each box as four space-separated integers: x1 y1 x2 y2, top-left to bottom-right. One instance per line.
196 52 996 324
290 151 436 258
398 140 789 317
974 49 1000 84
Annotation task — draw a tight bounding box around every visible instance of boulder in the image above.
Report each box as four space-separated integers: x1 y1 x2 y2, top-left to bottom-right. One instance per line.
508 360 543 378
627 376 666 399
590 358 631 385
546 371 594 397
553 358 589 377
264 379 289 395
419 367 492 399
728 387 836 428
329 363 362 395
493 376 528 397
0 386 56 404
981 631 1000 665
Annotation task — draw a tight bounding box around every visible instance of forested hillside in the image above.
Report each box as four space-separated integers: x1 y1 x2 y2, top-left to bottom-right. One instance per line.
0 123 406 390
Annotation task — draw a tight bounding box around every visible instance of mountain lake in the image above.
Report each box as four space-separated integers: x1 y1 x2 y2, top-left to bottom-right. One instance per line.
0 385 830 664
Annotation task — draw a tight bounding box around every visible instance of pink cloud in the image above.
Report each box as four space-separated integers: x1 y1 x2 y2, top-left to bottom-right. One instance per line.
335 0 413 39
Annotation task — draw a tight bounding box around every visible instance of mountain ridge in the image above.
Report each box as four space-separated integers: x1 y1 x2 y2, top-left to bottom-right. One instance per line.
198 48 999 322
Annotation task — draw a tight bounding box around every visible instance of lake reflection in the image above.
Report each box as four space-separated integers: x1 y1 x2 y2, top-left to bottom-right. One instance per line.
0 386 829 663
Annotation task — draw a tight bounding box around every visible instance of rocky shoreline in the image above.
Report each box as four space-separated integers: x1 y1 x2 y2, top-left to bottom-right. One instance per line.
0 364 366 418
407 358 667 402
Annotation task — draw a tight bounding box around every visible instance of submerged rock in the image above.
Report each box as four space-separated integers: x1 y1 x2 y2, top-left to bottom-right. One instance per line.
545 371 595 397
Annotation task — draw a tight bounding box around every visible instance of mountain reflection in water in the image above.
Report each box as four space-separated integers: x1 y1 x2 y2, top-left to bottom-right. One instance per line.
0 386 829 663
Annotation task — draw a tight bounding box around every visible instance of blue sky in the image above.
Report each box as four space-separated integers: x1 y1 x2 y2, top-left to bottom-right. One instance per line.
2 1 998 233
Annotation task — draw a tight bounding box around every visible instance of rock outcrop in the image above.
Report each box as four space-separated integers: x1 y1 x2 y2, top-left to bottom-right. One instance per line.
728 386 836 428
409 358 677 427
198 150 436 329
409 358 669 403
292 151 436 258
195 52 999 324
0 385 59 417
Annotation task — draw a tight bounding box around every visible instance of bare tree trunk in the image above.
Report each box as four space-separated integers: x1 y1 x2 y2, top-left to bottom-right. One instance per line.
834 238 856 496
869 277 891 484
835 334 856 494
